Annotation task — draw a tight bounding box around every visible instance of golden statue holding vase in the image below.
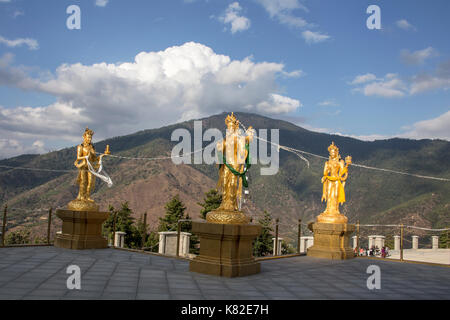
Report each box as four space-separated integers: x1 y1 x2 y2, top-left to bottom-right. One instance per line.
307 141 355 260
317 142 352 224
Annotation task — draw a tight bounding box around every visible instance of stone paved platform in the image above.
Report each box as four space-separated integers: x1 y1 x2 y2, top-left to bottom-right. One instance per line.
0 246 448 300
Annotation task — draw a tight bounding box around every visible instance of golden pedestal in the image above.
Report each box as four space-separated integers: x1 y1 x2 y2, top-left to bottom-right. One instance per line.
54 209 109 250
307 222 355 260
189 220 261 277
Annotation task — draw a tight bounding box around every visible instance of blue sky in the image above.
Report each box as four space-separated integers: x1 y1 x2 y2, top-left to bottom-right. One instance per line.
0 0 449 158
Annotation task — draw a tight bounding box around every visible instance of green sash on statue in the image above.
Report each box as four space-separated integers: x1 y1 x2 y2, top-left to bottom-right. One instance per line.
219 143 251 188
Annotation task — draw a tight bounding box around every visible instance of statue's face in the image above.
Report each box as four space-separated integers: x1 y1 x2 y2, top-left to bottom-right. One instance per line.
330 148 338 159
84 134 92 144
226 121 235 133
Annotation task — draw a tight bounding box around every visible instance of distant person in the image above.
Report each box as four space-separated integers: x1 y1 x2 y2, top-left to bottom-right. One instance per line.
381 246 386 258
360 247 364 256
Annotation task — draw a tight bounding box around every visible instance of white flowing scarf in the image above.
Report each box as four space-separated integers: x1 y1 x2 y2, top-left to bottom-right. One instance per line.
85 155 113 187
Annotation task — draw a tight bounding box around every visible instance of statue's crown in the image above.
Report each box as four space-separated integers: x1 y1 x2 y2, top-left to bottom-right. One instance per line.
328 141 339 153
225 112 238 126
83 127 94 136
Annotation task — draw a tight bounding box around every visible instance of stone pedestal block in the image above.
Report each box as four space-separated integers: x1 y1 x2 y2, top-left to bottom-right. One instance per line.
412 236 419 249
432 236 439 250
54 209 109 249
158 231 191 257
300 236 314 253
307 222 356 260
394 235 400 251
352 236 358 249
189 220 261 277
114 231 126 248
272 237 283 256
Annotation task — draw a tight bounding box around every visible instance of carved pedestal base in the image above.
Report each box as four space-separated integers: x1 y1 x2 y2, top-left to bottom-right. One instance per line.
307 222 355 260
54 209 109 250
189 220 261 277
206 209 250 224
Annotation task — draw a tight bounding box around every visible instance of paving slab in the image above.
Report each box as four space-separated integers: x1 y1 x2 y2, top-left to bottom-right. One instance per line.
0 246 448 300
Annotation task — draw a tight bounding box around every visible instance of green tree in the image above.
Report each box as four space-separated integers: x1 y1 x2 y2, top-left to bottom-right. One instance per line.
253 210 274 257
198 189 222 220
384 236 394 250
281 240 295 255
135 213 148 248
104 201 142 248
33 235 47 244
439 232 449 248
158 195 187 232
143 231 160 252
5 228 31 245
158 195 199 254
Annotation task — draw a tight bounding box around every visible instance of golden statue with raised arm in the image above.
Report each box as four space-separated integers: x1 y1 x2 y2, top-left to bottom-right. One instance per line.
67 127 110 211
316 142 352 224
207 112 254 224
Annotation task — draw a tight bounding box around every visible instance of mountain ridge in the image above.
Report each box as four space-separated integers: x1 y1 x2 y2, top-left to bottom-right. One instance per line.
1 112 449 244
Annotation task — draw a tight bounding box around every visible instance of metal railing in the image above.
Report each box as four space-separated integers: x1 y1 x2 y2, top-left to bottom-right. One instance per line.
1 204 55 247
353 222 449 265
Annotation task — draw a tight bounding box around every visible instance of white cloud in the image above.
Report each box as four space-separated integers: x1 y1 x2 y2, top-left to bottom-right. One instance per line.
0 35 39 50
256 93 301 114
318 99 339 107
0 52 14 67
301 30 330 44
351 60 450 98
400 110 450 140
283 110 450 142
95 0 108 7
0 138 46 159
400 47 438 65
396 19 416 31
256 0 310 28
0 0 12 3
0 42 303 158
303 110 450 141
350 73 377 85
219 2 251 34
410 60 450 94
282 69 304 77
350 73 407 98
335 133 391 141
13 10 24 18
362 77 407 98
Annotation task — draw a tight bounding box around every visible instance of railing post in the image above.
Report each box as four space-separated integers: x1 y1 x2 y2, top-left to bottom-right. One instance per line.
176 220 181 257
142 213 147 249
356 220 360 254
275 218 279 256
447 229 449 249
297 219 301 254
112 212 117 247
47 207 52 245
2 204 7 247
400 224 404 261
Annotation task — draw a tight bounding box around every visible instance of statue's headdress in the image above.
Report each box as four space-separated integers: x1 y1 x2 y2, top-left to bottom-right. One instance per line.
328 141 339 154
83 127 94 136
225 112 238 127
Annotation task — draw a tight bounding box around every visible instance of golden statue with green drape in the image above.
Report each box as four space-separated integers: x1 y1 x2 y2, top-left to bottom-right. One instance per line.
207 112 254 224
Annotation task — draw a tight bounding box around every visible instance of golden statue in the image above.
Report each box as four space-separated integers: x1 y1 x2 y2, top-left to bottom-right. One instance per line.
67 127 110 211
206 112 254 224
316 142 352 224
